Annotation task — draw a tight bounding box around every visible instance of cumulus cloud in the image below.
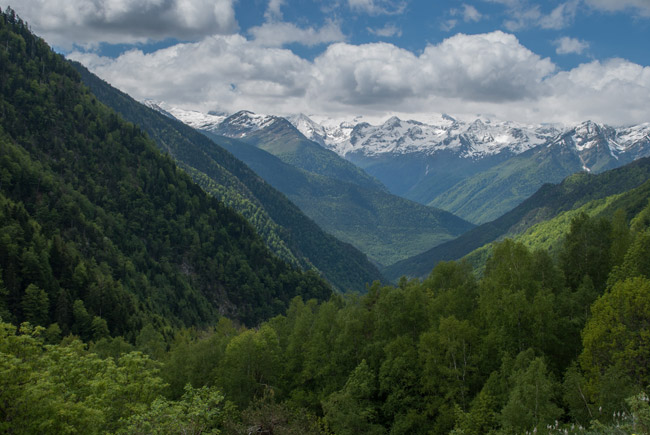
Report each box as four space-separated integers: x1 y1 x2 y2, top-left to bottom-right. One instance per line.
445 4 483 31
418 31 555 102
70 30 650 125
441 19 458 31
539 1 579 29
69 34 313 113
347 0 407 15
542 59 650 123
265 0 286 21
249 21 345 47
554 36 589 55
12 0 237 48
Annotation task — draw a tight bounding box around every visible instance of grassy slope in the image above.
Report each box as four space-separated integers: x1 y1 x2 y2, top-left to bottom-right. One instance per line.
463 179 650 275
428 144 583 224
384 157 650 280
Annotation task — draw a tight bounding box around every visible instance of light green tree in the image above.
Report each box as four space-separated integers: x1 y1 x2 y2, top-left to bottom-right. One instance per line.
580 276 650 396
500 354 561 433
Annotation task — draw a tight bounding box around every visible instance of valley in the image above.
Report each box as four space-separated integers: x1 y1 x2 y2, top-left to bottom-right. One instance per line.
2 6 650 435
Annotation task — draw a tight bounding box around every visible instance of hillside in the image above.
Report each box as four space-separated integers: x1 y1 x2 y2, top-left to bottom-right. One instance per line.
0 12 332 335
384 156 650 280
72 63 384 292
200 131 474 266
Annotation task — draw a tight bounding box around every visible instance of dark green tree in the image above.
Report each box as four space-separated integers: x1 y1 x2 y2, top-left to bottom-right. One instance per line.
21 283 48 326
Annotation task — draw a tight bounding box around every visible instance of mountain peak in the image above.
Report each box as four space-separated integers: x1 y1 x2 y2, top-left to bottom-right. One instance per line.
221 110 277 136
383 116 402 129
441 113 457 123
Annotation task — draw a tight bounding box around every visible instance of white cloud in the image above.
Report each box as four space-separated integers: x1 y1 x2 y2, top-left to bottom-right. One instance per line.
265 0 286 21
502 5 542 31
12 0 237 48
539 1 579 29
542 58 650 123
69 34 313 114
554 36 589 55
441 19 458 31
347 0 407 15
461 4 483 22
585 0 650 16
418 32 555 102
494 0 578 31
446 3 482 30
70 30 650 125
249 21 345 47
367 24 402 37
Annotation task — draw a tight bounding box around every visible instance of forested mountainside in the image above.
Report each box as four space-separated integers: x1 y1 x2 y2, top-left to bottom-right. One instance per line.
0 10 331 335
385 157 650 280
4 190 650 433
72 62 384 293
501 177 650 261
200 131 475 266
161 108 474 267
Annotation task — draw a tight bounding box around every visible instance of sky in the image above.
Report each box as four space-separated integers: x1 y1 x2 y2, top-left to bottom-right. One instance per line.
9 0 650 125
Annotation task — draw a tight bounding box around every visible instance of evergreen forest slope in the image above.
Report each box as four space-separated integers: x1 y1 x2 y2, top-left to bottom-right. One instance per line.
385 157 650 280
0 11 332 336
72 63 384 292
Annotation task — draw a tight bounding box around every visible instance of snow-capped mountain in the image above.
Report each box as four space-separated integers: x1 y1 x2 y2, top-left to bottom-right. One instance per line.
550 121 650 171
290 113 564 159
146 101 650 224
144 102 650 166
213 110 283 138
143 100 227 132
289 113 650 166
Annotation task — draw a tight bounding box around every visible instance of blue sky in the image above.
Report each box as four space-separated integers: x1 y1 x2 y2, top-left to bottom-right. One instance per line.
11 0 650 125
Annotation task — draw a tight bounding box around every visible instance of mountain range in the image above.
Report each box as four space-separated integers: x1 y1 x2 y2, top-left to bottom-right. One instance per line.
291 114 650 224
156 106 650 229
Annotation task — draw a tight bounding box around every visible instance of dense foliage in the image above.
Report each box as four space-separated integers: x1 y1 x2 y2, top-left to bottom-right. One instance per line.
4 197 650 433
72 62 385 292
3 7 650 434
0 8 331 336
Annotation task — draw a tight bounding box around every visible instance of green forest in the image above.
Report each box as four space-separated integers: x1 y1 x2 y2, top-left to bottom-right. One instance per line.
3 204 650 433
0 8 330 336
2 7 650 434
